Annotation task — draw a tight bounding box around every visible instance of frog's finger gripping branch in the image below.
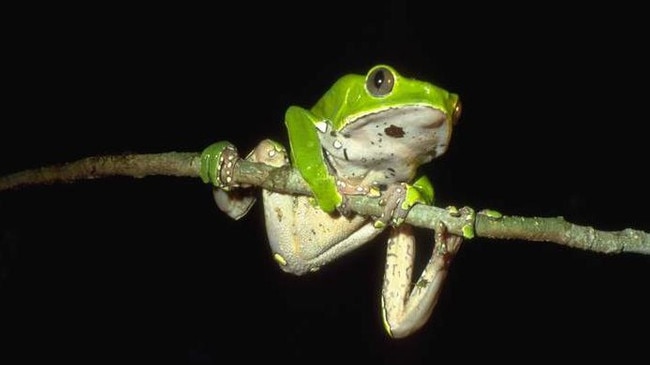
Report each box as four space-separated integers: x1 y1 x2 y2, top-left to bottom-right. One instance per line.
200 142 241 191
374 176 436 229
447 205 477 239
374 183 412 229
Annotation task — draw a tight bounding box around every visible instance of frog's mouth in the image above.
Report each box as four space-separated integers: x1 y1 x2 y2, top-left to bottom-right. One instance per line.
347 105 448 134
337 105 451 156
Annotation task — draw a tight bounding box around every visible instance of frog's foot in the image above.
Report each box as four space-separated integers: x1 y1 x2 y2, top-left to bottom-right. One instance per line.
374 183 410 228
332 180 379 218
247 139 289 168
373 175 435 228
200 141 241 190
433 220 463 261
446 205 476 239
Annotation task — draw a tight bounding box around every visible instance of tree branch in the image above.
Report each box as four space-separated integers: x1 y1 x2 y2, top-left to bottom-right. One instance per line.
1 151 648 255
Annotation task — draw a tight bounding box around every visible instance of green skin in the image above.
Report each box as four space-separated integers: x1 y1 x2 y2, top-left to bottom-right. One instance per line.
286 64 460 215
201 65 463 338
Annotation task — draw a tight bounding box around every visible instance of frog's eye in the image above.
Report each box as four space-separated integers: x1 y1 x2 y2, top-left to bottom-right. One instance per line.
452 100 462 125
366 66 395 97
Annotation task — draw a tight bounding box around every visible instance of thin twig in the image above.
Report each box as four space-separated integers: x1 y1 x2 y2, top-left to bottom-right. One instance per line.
0 152 201 191
1 151 649 255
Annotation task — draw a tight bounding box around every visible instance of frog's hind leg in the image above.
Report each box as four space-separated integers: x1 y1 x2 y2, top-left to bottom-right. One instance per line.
263 192 384 276
250 139 385 276
381 222 462 338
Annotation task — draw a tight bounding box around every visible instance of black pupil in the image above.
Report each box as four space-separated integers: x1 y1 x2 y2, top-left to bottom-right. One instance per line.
373 70 385 89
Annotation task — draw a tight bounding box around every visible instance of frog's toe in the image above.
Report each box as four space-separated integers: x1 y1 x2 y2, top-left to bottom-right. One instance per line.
434 220 463 259
446 205 476 239
375 183 410 228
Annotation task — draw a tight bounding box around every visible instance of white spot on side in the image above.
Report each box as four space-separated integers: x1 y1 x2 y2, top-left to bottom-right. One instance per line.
333 140 343 149
315 121 328 133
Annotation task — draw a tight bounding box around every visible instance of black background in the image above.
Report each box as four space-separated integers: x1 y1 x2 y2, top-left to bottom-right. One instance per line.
2 2 649 364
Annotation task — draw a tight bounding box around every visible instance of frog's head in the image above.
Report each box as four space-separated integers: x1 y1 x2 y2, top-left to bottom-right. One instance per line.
311 64 461 161
312 64 461 132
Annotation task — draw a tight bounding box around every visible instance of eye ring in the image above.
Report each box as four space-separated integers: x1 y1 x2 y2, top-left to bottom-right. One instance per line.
366 66 395 97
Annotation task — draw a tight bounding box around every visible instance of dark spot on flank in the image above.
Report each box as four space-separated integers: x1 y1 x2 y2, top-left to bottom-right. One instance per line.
387 167 395 172
330 131 337 137
343 148 349 161
342 133 351 138
384 125 405 138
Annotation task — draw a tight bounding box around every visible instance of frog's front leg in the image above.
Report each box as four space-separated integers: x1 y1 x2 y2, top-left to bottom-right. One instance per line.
201 140 290 220
381 221 462 338
201 141 257 220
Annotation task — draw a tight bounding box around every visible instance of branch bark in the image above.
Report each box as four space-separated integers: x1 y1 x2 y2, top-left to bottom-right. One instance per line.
1 151 648 255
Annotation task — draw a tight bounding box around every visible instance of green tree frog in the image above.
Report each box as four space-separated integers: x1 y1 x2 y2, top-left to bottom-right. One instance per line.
201 65 463 338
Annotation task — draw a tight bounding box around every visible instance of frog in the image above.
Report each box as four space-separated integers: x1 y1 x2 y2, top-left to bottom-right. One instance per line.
201 64 463 338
